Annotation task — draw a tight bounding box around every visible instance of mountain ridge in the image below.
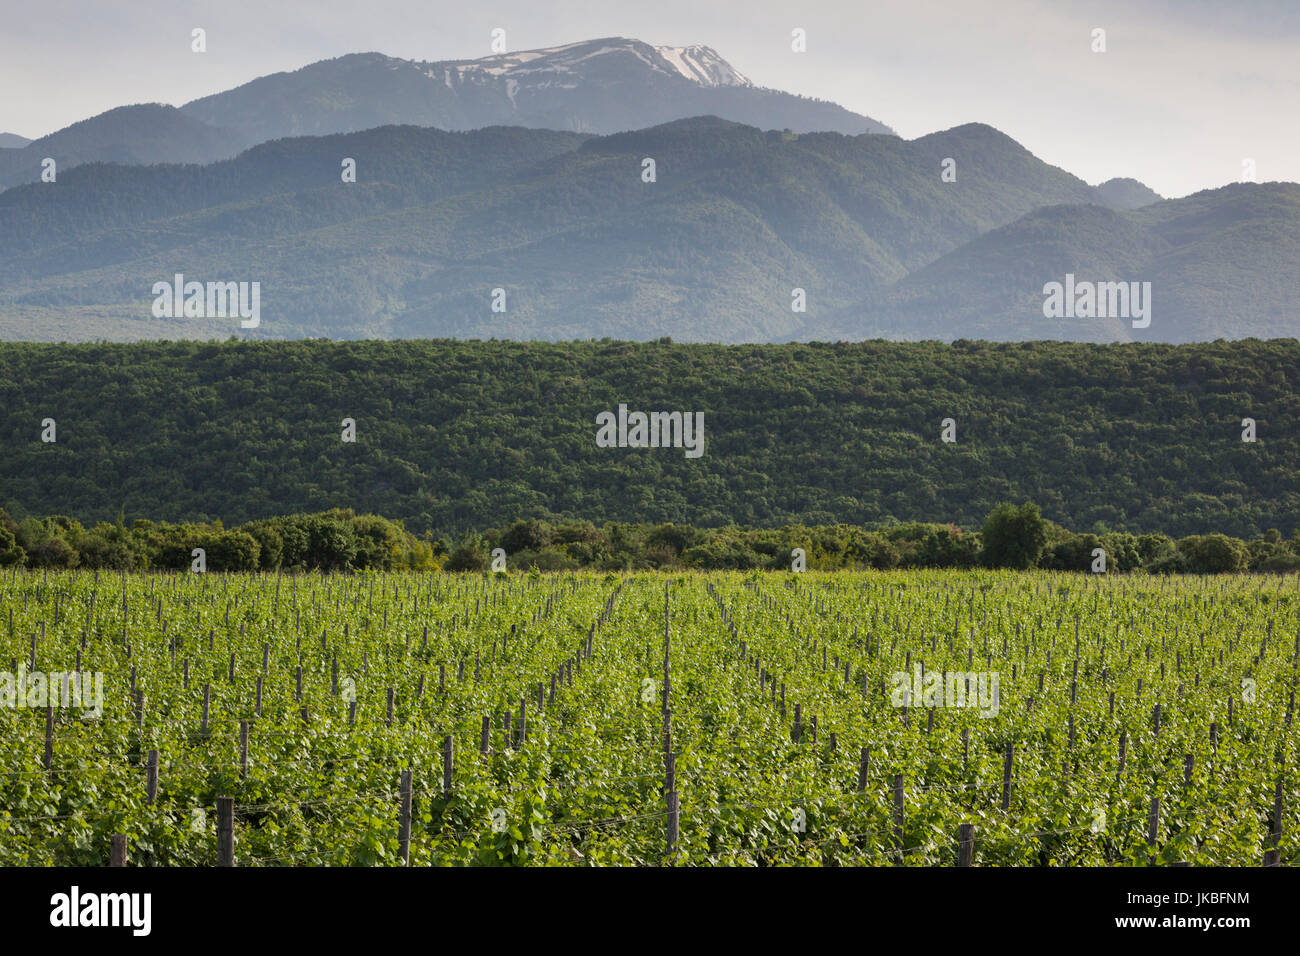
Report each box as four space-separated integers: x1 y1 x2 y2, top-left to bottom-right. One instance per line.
0 37 891 191
0 104 247 189
805 181 1300 343
0 117 1278 344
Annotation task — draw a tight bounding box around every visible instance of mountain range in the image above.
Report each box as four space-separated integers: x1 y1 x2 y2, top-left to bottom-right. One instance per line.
0 37 1295 344
0 38 888 191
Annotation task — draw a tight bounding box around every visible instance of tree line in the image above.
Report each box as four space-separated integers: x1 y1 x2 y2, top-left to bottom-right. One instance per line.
2 503 1296 574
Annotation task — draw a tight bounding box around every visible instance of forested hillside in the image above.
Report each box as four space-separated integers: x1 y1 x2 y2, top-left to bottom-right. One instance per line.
0 338 1296 537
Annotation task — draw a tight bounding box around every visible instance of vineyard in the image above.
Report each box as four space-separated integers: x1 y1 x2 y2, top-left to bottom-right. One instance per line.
1 568 1295 866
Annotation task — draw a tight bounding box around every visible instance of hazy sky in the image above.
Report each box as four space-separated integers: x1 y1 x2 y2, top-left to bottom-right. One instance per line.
3 0 1297 197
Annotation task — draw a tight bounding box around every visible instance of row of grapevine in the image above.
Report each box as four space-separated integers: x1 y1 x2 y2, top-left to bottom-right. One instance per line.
1 567 1294 865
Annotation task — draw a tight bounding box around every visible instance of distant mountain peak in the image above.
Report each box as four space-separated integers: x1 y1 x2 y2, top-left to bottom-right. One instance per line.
414 37 752 89
0 132 31 149
176 36 888 144
1093 177 1163 210
914 122 1035 152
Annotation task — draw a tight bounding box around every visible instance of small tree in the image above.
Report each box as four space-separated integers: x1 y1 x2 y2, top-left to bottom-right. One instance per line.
206 530 262 572
500 519 555 555
981 502 1049 570
1177 534 1249 574
444 534 489 572
0 526 25 566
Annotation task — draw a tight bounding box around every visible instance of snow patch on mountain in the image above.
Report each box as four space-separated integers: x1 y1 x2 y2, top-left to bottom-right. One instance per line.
416 38 751 90
655 45 751 87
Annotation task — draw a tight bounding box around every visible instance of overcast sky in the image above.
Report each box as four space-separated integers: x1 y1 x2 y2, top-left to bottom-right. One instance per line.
3 0 1297 197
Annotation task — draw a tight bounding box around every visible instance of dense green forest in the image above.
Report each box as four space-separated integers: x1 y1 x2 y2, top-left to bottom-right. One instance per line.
0 338 1297 538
